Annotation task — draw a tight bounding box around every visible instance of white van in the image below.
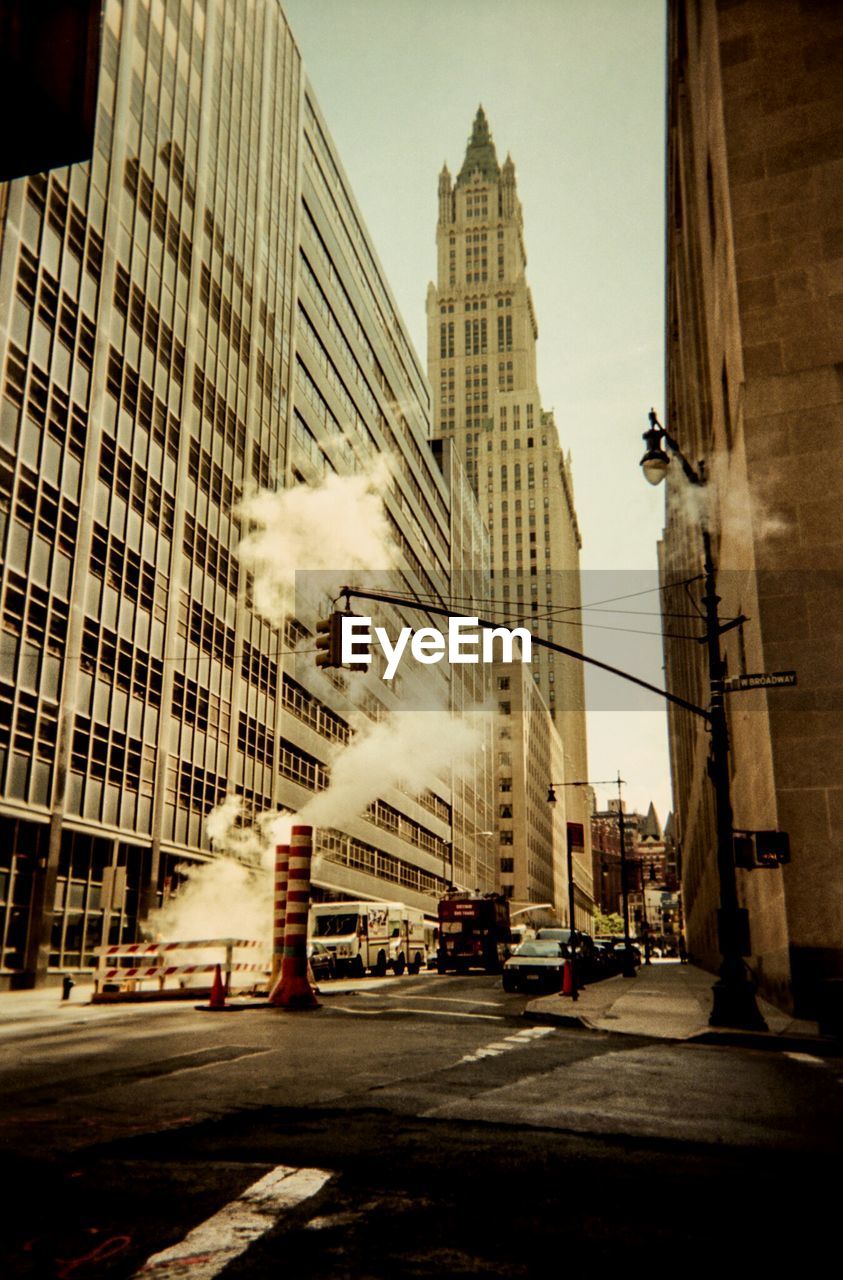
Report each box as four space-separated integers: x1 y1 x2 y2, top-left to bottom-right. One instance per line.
311 901 427 977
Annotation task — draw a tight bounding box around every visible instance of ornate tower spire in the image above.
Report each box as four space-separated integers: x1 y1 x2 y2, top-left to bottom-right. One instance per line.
438 161 453 225
457 105 500 186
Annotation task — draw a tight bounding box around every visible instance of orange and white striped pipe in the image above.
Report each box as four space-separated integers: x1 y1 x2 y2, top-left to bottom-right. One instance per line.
269 843 290 989
268 825 319 1010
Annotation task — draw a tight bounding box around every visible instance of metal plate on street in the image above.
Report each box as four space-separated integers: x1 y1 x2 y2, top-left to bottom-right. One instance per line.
724 670 797 692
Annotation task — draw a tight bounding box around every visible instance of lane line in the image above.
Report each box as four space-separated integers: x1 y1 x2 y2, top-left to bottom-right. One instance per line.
136 1048 273 1081
327 1004 505 1021
458 1025 555 1063
132 1165 331 1279
386 994 505 1008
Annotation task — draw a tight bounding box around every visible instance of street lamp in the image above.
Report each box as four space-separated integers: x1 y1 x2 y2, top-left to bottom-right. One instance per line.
547 776 637 982
639 410 766 1030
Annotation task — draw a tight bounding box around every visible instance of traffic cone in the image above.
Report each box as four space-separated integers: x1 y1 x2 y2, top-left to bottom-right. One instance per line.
208 963 226 1009
561 959 574 997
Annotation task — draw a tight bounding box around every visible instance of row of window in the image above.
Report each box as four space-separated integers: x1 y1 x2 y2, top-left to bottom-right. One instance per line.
172 671 232 745
105 347 181 461
177 592 236 668
124 157 194 278
0 683 58 762
316 828 443 900
192 367 247 461
183 512 239 597
3 458 78 558
187 438 241 513
89 522 169 624
99 436 176 541
26 174 103 285
4 344 87 460
80 618 165 709
199 263 252 366
2 571 68 657
71 715 156 795
113 266 186 385
237 711 275 768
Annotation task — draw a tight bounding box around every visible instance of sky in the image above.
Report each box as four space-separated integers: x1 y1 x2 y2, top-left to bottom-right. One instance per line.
282 0 673 822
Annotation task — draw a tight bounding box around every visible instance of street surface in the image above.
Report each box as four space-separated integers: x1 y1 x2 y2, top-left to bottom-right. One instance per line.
2 971 841 1277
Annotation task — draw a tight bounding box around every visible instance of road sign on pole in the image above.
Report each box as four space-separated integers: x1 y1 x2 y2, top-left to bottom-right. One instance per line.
723 670 797 692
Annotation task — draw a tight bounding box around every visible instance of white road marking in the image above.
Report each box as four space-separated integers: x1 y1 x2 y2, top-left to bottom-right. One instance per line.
383 994 506 1008
133 1165 331 1279
137 1049 273 1082
459 1025 554 1063
327 1004 505 1021
784 1052 826 1066
350 991 503 1008
384 1007 506 1021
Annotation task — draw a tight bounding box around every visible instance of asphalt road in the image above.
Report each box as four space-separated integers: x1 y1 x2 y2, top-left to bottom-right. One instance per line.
3 972 842 1278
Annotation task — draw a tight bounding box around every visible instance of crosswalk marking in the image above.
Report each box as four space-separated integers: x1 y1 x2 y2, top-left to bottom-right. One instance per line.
133 1165 331 1279
458 1025 554 1063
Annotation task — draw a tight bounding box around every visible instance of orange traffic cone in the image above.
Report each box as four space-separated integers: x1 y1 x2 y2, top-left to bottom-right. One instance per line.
208 963 226 1010
561 959 574 997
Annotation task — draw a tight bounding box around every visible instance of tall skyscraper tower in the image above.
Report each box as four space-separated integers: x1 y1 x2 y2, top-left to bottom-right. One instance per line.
426 107 591 914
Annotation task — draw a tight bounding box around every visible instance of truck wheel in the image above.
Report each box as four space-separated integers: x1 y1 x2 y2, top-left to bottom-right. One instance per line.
408 953 422 975
374 951 387 977
393 953 406 976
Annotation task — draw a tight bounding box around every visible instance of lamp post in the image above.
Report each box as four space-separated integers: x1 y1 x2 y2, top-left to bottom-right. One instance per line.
638 858 652 966
547 776 637 983
640 410 766 1029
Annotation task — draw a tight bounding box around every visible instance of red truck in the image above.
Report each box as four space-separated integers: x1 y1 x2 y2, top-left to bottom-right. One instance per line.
436 892 512 974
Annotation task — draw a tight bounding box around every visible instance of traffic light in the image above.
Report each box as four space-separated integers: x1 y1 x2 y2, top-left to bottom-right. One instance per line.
733 830 790 869
315 612 343 670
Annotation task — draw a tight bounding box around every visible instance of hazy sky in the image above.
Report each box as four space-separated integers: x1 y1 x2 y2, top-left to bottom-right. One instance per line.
282 0 673 821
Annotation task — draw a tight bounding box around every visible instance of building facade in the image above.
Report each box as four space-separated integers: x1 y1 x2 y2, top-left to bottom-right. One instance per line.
0 0 489 987
662 0 843 1013
426 107 592 918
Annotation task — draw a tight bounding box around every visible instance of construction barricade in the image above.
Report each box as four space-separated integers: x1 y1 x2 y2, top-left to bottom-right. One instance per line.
92 938 269 1002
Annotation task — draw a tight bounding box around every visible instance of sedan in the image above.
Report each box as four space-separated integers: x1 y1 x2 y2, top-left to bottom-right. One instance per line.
502 940 566 993
308 941 337 982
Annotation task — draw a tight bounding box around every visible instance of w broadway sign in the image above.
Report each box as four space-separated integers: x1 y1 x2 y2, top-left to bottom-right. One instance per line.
723 670 797 692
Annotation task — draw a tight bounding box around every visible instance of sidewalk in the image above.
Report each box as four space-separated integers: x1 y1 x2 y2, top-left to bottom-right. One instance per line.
526 961 839 1054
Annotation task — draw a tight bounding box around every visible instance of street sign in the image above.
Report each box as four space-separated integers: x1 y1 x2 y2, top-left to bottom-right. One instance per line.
733 830 791 869
566 822 585 850
723 670 797 692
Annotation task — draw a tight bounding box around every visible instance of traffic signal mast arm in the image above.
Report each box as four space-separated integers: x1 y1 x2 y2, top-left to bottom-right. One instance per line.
337 586 710 721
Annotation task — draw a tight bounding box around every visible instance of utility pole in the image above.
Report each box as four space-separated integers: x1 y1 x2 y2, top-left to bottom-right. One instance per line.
702 531 766 1027
615 775 636 979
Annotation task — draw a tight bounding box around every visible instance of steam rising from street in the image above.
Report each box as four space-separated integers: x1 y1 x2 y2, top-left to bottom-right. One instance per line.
147 466 486 948
235 460 398 626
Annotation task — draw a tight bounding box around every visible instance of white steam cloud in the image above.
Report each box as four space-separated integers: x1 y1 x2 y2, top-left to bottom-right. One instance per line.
668 454 790 547
235 459 399 627
272 709 482 841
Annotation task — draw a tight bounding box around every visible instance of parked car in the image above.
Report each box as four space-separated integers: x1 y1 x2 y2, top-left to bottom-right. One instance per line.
536 927 596 980
502 940 566 993
307 940 337 982
610 942 641 969
591 939 618 975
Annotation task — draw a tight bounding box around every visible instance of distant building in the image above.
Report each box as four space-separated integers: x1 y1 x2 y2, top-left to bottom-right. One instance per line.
661 0 843 1013
426 108 592 918
591 798 680 936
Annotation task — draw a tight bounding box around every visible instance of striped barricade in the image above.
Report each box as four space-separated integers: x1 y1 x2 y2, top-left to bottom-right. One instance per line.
92 938 270 1001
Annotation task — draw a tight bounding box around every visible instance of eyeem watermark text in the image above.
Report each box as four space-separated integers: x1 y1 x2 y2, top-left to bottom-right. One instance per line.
342 616 532 680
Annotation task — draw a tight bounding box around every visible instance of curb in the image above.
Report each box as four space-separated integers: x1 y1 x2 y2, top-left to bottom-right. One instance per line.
689 1029 842 1057
523 1007 589 1030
